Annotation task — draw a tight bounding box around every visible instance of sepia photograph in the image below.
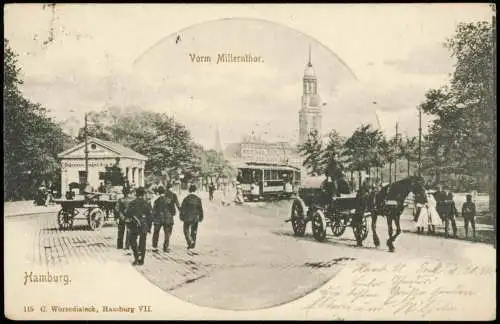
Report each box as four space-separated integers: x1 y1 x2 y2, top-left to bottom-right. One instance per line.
3 3 496 320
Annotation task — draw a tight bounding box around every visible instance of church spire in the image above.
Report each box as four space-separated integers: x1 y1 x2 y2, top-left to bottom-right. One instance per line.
308 44 312 67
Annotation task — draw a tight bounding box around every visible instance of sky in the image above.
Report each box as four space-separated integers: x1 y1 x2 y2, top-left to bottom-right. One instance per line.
4 3 493 149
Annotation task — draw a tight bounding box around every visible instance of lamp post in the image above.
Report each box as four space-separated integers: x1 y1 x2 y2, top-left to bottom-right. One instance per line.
84 112 89 186
394 122 398 182
418 105 422 177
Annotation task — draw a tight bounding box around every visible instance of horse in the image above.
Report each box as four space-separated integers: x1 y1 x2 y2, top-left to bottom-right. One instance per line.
371 176 426 252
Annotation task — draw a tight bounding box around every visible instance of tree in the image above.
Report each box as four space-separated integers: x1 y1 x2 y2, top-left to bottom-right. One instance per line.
399 135 418 177
343 124 384 186
298 130 323 176
199 149 234 185
420 20 495 211
445 20 495 211
321 130 344 169
76 107 203 182
4 39 74 200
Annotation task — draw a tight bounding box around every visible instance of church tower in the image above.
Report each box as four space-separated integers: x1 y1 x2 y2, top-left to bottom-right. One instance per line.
298 46 322 145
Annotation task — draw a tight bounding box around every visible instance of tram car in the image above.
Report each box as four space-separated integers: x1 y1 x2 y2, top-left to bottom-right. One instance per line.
236 162 301 201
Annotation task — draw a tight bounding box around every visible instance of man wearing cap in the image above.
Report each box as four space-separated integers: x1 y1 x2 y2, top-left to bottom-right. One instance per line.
115 186 134 250
462 193 477 239
152 184 180 252
125 187 152 265
180 185 204 249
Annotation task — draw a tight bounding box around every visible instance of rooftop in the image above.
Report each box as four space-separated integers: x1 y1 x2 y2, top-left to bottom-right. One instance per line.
58 137 148 161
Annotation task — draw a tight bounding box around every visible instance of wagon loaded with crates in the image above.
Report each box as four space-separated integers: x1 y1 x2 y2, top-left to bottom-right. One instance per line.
286 176 369 242
53 192 120 231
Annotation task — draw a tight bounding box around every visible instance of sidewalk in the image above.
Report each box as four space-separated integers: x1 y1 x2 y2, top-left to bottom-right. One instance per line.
4 200 60 217
3 189 230 218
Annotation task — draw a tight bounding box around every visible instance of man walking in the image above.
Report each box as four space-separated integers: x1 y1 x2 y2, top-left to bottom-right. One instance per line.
208 182 216 201
180 185 204 249
152 185 179 252
115 187 134 250
125 187 152 265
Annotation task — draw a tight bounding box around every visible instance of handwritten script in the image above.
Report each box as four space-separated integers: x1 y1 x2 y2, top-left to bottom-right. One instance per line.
303 259 495 320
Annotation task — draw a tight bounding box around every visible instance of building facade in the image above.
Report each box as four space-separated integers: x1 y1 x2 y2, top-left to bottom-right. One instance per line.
225 137 302 168
298 48 323 145
57 137 148 195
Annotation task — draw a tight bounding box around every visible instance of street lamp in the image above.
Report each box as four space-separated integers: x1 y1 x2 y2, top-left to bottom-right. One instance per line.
418 105 422 177
68 109 90 188
84 112 89 186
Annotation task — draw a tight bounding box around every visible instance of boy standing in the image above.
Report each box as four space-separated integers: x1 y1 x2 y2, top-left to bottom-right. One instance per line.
462 194 477 239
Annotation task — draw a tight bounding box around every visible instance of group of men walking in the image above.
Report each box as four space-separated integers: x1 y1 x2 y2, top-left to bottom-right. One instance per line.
114 183 204 266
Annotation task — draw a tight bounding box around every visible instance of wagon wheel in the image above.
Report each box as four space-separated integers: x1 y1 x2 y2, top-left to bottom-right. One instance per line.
352 216 369 241
88 208 105 231
331 213 347 237
290 201 306 237
57 209 74 230
311 210 327 242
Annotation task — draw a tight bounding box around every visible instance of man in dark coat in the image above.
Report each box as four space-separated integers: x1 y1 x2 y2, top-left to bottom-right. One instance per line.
180 185 204 249
208 182 216 201
434 185 448 221
152 185 179 252
462 194 477 239
115 186 134 250
444 192 458 237
125 187 152 265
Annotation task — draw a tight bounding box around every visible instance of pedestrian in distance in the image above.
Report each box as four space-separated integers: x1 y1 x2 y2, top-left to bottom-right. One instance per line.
209 182 216 201
234 182 244 205
443 191 458 238
152 185 179 252
115 186 134 250
125 187 152 265
462 194 477 239
180 184 204 249
98 182 106 193
434 185 448 222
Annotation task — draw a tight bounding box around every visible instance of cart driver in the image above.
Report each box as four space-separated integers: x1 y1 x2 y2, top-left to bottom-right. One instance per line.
320 176 336 207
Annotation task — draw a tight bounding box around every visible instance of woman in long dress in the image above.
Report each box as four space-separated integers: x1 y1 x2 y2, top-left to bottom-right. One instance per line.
416 191 442 234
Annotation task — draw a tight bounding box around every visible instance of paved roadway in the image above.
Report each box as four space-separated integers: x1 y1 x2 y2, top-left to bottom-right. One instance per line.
5 193 495 311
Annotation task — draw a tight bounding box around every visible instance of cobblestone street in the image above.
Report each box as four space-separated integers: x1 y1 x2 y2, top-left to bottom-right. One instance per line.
5 192 496 310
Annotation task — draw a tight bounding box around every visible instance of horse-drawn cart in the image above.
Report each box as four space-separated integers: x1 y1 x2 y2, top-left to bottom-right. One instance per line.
53 194 118 231
286 176 369 242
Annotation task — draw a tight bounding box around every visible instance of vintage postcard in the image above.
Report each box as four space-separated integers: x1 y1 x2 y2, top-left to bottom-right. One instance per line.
4 3 496 320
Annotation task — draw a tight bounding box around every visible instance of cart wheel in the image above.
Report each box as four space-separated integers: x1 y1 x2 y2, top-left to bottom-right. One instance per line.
331 216 347 237
88 208 104 231
291 201 306 237
360 217 369 241
312 210 327 242
353 216 369 241
57 209 73 230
